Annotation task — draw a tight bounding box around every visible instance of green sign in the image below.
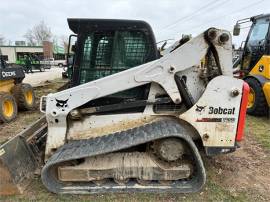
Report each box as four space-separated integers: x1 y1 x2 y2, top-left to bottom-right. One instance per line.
53 45 65 54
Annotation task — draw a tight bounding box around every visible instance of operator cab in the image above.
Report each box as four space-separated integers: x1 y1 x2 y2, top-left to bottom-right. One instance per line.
233 14 270 116
66 19 160 110
234 14 270 73
67 19 159 86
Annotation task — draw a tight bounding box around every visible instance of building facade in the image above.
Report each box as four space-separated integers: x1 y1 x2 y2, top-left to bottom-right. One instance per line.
0 41 65 64
0 46 43 63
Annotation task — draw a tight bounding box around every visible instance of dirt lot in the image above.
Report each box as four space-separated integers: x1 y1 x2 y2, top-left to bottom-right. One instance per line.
0 79 269 202
0 79 67 144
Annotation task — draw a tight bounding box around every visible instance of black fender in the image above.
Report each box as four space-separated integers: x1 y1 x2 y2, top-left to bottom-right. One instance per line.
244 75 269 87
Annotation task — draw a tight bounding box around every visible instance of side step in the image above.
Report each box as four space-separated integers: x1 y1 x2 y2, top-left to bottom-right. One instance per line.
0 116 47 195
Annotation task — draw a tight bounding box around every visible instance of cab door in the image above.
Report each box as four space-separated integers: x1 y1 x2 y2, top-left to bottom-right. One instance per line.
241 17 270 73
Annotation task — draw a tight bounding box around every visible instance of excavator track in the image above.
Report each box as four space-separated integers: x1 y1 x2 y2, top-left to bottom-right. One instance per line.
41 118 206 194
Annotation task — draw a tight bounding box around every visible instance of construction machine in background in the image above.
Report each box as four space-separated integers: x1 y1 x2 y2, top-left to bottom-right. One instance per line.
0 55 35 122
233 14 270 116
0 19 249 195
16 54 48 72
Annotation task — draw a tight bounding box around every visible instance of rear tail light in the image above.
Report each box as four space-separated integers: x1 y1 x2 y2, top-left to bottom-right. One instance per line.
236 82 250 141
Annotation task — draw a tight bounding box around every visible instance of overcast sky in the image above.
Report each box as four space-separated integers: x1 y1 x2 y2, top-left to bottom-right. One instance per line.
0 0 269 47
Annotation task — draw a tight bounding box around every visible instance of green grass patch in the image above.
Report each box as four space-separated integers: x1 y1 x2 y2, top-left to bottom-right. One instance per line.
0 178 249 202
245 116 270 150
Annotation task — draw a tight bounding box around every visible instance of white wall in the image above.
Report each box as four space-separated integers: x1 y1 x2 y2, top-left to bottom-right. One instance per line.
0 47 16 63
16 47 43 53
0 46 43 63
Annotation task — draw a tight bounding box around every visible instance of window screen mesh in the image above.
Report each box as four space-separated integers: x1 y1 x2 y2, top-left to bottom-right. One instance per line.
79 31 152 84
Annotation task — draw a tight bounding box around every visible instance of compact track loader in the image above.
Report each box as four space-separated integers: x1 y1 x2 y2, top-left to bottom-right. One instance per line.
38 19 249 194
233 14 270 116
0 19 249 195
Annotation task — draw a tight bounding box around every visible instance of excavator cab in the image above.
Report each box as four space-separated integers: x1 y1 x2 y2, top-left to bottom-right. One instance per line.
233 14 270 116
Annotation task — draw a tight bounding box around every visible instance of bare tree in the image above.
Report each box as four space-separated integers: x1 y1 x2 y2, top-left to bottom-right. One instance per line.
0 34 6 46
52 35 58 46
60 35 69 53
33 21 52 44
24 21 52 45
24 29 36 46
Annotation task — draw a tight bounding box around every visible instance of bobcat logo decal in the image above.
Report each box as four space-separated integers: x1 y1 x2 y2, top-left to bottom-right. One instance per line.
196 105 207 113
55 98 69 108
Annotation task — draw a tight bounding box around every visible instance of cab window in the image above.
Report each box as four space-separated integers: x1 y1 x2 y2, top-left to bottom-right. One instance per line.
247 18 269 46
79 31 152 84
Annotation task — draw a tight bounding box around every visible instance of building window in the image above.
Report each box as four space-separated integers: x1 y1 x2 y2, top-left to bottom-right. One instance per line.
1 55 8 61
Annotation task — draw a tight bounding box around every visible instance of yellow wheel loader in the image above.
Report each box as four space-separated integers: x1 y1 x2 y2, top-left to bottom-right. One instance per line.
233 14 270 116
0 57 35 122
0 19 249 195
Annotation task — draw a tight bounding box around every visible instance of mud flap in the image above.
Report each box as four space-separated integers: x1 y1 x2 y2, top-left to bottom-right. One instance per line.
0 136 37 195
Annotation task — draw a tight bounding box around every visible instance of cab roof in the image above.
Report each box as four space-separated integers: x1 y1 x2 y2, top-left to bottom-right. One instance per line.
251 13 270 21
67 18 154 34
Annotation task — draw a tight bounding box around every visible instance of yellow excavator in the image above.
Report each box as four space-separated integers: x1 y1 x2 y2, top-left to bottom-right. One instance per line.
233 14 270 116
0 55 35 122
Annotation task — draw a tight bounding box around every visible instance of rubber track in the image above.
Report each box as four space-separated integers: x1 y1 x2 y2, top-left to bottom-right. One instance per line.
41 118 206 194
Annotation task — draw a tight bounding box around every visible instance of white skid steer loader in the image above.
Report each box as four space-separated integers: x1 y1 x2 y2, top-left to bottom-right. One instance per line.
40 20 249 194
0 19 249 195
